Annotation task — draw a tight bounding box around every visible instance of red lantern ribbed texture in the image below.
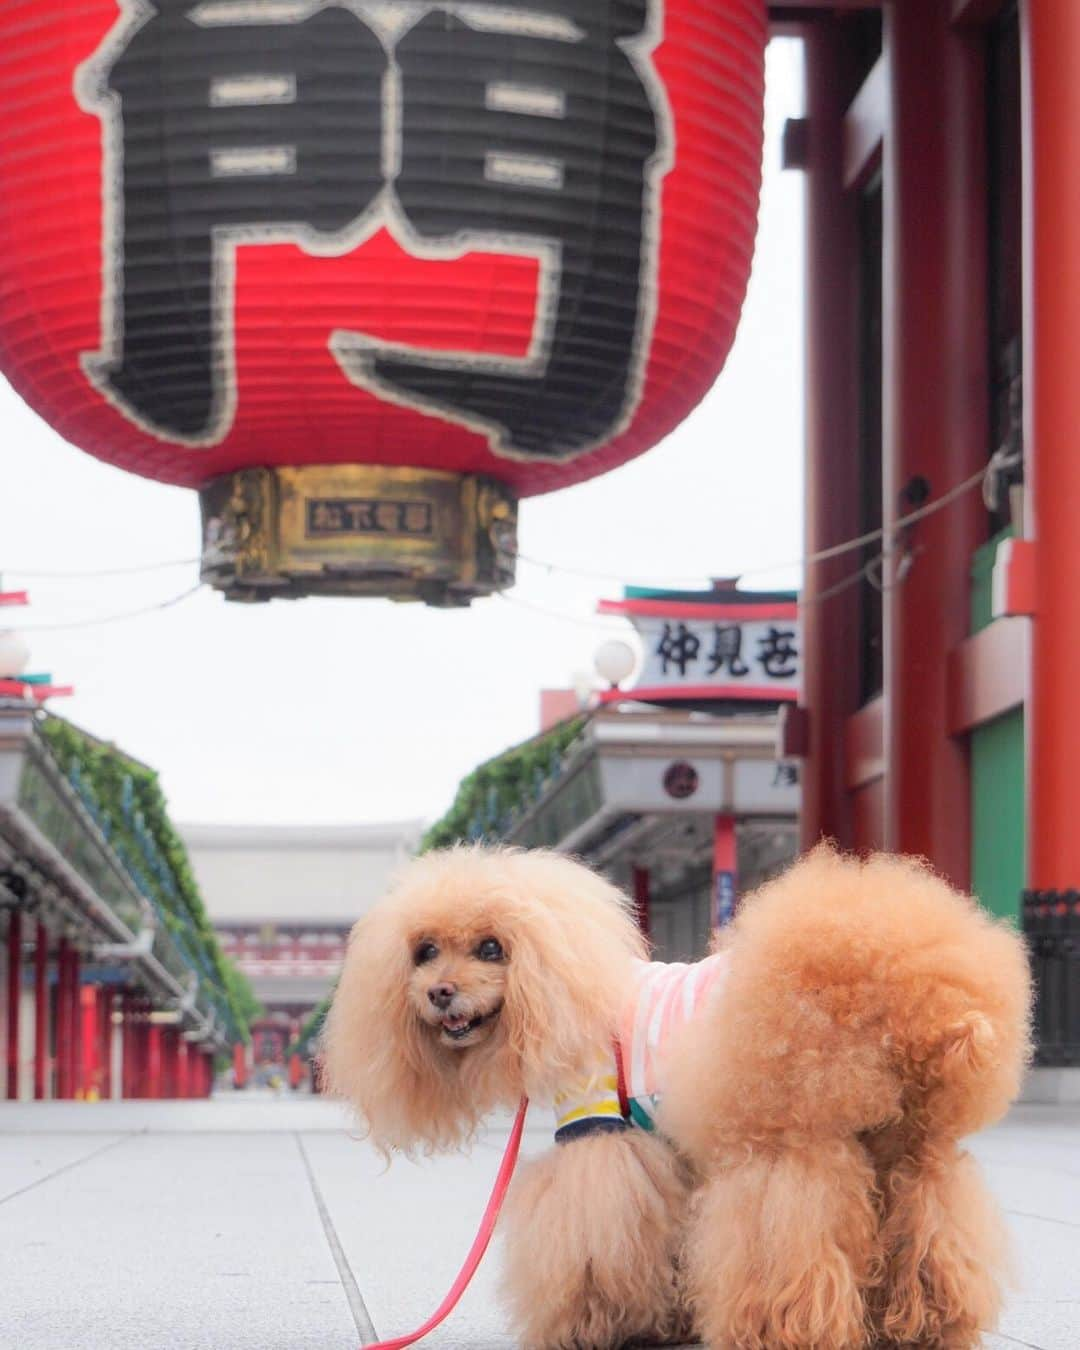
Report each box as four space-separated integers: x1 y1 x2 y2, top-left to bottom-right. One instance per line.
0 0 765 498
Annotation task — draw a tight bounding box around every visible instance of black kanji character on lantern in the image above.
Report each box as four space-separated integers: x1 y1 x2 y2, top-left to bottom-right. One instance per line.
757 627 799 679
773 762 799 788
87 0 384 440
85 0 663 456
357 0 661 459
707 624 750 677
656 623 700 676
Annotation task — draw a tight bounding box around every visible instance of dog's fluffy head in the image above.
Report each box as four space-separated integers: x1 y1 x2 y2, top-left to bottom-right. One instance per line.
322 845 646 1154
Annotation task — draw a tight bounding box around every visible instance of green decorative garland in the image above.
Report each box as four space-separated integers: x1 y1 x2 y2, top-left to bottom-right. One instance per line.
38 713 261 1039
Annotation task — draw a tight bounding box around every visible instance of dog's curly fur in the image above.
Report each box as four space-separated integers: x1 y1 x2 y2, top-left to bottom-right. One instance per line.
322 843 1031 1350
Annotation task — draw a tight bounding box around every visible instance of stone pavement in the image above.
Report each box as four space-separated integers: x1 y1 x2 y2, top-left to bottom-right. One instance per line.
0 1095 1075 1350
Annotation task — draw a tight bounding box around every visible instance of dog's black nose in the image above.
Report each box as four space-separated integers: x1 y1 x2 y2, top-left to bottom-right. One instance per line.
428 983 457 1010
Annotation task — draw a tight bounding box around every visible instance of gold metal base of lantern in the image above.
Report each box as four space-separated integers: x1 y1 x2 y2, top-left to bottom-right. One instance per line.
198 465 517 606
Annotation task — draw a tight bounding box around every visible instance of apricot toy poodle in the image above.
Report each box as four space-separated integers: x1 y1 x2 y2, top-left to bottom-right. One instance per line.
323 843 1031 1350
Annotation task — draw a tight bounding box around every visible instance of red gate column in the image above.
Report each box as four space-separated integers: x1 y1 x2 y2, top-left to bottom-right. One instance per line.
68 948 82 1101
33 921 48 1100
176 1038 189 1099
881 0 987 883
1022 1 1080 891
55 938 71 1099
200 1051 214 1098
800 19 862 852
99 990 113 1101
5 910 21 1100
120 994 133 1100
712 816 739 928
631 867 651 941
146 1022 163 1100
79 985 98 1101
233 1041 248 1091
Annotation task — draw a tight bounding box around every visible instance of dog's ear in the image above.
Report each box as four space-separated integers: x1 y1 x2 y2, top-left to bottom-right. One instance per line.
498 851 646 1099
321 906 469 1156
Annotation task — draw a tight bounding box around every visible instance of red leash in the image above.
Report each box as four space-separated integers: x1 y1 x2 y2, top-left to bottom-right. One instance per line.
362 1097 530 1350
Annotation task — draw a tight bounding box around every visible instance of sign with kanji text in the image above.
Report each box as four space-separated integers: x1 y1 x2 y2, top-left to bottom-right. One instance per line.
598 592 800 702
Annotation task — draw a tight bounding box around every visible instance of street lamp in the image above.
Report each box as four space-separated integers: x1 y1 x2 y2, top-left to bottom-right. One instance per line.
594 639 637 690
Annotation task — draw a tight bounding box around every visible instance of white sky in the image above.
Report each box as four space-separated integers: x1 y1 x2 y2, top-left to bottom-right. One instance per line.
0 39 805 830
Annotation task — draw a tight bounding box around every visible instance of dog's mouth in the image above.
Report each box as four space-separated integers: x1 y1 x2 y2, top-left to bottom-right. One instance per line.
438 1003 502 1043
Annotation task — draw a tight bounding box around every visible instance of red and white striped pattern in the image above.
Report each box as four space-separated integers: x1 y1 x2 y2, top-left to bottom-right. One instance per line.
618 952 730 1126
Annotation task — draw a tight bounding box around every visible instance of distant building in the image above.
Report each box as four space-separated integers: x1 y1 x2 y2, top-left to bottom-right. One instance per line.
181 822 423 1027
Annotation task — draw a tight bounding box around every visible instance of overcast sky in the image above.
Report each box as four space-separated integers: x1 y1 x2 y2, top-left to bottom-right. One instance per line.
0 39 805 831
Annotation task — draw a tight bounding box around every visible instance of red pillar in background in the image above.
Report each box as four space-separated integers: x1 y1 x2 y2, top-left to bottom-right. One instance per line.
55 938 71 1099
288 1052 302 1091
631 866 651 941
78 985 99 1101
126 997 147 1099
176 1037 189 1099
33 921 48 1100
232 1040 247 1090
98 990 113 1101
5 911 21 1101
881 0 987 885
799 18 862 853
68 949 82 1101
146 1022 162 1099
712 814 739 929
165 1028 182 1098
120 994 133 1100
1022 0 1080 891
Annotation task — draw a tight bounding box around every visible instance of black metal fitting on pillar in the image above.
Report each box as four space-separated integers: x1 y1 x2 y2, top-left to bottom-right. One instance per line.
1022 889 1080 1066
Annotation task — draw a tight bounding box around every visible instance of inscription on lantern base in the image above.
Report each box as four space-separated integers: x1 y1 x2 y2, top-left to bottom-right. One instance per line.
199 465 516 606
306 498 435 539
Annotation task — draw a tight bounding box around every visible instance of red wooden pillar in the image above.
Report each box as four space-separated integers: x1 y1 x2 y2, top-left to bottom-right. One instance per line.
127 997 146 1099
120 994 133 1100
1021 0 1080 891
712 814 739 928
631 866 651 940
881 0 987 885
198 1050 213 1098
5 911 21 1101
176 1037 189 1099
98 990 113 1101
146 1021 163 1099
33 921 48 1100
159 1028 170 1098
78 985 99 1100
55 938 71 1099
232 1040 247 1090
288 1051 303 1091
165 1028 182 1098
799 18 862 853
68 949 82 1101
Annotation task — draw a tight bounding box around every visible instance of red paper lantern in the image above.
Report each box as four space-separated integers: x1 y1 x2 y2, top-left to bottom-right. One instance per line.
0 0 766 604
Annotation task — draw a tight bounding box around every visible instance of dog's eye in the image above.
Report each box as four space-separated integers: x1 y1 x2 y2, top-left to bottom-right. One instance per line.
414 941 439 965
476 938 504 962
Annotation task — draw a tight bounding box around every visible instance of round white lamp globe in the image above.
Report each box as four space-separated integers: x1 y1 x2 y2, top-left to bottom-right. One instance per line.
594 638 637 689
0 630 30 679
0 629 29 680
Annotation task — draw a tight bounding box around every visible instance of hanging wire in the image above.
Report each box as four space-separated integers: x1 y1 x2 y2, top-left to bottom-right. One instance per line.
2 557 200 580
498 547 894 632
518 459 997 586
1 455 1003 590
496 591 633 631
18 583 206 632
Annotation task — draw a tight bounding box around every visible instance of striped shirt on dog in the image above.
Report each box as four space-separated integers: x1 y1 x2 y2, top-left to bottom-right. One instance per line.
553 951 730 1142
